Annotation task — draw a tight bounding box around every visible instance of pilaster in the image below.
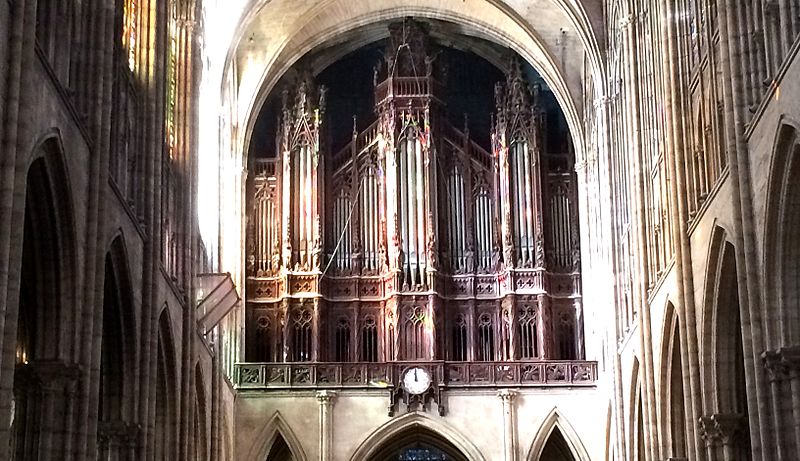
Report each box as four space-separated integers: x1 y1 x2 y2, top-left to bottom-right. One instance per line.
316 390 336 461
497 389 518 461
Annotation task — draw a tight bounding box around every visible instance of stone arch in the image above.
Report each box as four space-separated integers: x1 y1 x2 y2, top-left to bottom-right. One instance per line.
526 407 591 461
11 130 80 459
700 226 751 458
155 307 179 460
764 117 800 346
658 302 688 459
629 358 645 461
245 411 309 461
96 234 138 456
18 132 79 361
349 412 487 461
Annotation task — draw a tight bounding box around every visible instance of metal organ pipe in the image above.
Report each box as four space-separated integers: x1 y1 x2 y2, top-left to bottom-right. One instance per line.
523 141 535 264
400 138 410 283
415 137 426 278
457 170 466 270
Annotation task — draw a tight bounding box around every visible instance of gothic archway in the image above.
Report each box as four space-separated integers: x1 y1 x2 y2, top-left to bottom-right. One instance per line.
367 426 469 461
659 304 688 459
526 408 590 461
97 236 137 456
245 412 308 461
349 413 486 461
155 309 178 461
11 137 78 460
710 242 750 459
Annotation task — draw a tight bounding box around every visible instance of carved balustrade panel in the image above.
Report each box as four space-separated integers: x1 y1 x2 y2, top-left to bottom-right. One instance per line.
233 360 597 389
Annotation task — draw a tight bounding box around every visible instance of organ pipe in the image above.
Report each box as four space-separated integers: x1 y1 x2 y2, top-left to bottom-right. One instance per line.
245 25 582 366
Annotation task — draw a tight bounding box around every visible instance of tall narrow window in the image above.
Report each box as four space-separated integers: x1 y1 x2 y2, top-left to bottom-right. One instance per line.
255 316 272 362
335 317 351 362
123 0 139 70
292 309 313 362
477 313 495 361
518 305 538 359
403 306 427 360
451 314 468 361
361 316 378 362
166 13 178 160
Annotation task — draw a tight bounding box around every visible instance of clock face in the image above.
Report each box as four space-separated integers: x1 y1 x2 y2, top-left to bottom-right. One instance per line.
403 367 431 395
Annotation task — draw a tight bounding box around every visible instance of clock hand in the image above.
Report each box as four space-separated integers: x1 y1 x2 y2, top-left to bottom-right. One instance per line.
414 369 418 382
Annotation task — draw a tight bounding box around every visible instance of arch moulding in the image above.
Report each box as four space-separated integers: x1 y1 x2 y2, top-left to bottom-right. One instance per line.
244 411 309 461
525 407 591 461
348 412 488 461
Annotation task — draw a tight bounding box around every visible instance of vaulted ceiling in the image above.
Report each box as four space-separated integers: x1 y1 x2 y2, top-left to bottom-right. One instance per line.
210 0 605 157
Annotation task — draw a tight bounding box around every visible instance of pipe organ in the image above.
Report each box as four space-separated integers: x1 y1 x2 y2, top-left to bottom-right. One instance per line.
245 20 583 365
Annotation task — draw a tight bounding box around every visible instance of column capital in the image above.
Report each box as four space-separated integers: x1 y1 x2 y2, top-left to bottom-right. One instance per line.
697 416 721 447
316 389 337 405
698 413 745 447
711 413 744 445
497 388 518 403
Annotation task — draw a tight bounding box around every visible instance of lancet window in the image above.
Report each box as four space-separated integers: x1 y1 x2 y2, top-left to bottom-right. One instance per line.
361 316 379 362
291 309 313 362
451 314 468 361
335 317 352 362
477 313 495 361
123 0 139 70
402 305 428 360
518 305 539 359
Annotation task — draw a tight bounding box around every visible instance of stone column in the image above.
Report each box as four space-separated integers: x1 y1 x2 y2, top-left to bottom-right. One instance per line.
316 390 336 461
497 389 518 461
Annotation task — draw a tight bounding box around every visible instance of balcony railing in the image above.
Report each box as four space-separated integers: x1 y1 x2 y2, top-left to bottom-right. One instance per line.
233 360 598 390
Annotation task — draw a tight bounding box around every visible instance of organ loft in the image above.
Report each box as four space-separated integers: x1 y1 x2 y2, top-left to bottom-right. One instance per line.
243 20 588 387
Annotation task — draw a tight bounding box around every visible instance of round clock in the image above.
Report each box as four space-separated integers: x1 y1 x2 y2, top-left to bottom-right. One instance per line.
402 367 431 395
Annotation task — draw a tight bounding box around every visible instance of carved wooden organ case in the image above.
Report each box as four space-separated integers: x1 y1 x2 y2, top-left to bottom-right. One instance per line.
245 21 583 366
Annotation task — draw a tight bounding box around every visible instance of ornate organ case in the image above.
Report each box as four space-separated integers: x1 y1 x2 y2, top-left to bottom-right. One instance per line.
245 21 583 366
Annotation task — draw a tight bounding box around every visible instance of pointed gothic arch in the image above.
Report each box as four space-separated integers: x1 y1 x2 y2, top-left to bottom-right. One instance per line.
628 358 646 461
658 303 688 459
764 118 800 344
526 407 590 461
10 133 79 459
155 308 179 461
96 235 137 456
699 225 751 458
349 412 487 461
245 411 309 461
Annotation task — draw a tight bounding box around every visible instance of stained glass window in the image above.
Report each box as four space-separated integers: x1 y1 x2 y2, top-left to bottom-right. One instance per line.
123 0 138 70
398 446 449 461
